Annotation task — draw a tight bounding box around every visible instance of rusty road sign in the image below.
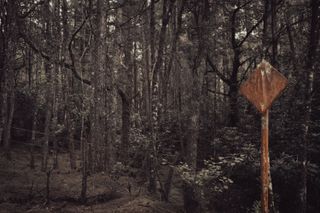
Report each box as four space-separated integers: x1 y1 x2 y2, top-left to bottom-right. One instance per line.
240 60 288 213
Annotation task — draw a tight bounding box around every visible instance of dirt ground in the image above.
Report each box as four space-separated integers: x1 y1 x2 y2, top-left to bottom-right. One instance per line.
0 145 184 213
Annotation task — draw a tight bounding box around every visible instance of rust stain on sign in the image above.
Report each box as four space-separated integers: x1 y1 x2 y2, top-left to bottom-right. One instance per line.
240 60 288 114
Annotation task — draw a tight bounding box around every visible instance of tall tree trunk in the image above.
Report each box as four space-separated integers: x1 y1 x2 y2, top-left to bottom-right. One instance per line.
149 0 156 68
229 8 240 127
80 110 87 203
66 64 76 170
51 66 59 169
118 2 134 164
0 90 6 146
142 7 152 129
184 2 206 211
271 0 278 65
68 121 76 170
30 57 40 169
1 0 17 160
0 7 6 146
41 0 53 172
3 86 15 160
81 142 87 203
119 89 130 163
80 11 88 200
162 0 185 118
301 0 319 212
42 62 52 171
228 81 239 126
51 0 64 170
30 108 37 169
184 49 203 213
197 64 210 167
148 0 175 194
104 6 117 171
262 0 270 57
133 42 138 122
90 0 107 172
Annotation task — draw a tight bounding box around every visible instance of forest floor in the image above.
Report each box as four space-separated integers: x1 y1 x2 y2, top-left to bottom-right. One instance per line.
0 144 184 213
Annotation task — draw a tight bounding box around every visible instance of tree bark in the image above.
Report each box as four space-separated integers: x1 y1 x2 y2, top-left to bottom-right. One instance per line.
41 0 53 172
0 0 7 146
30 107 37 169
51 66 59 170
301 0 319 212
89 0 108 172
271 0 278 65
3 86 15 160
183 2 206 211
148 0 175 194
42 62 52 171
118 2 134 164
119 89 130 164
80 121 87 203
1 0 18 160
142 5 152 130
68 122 77 170
162 0 185 116
229 8 240 126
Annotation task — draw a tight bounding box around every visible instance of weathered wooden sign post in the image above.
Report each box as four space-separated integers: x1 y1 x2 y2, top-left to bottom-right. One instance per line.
240 60 288 213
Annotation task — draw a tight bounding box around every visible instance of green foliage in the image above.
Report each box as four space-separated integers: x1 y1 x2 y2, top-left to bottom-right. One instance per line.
271 153 300 180
129 127 151 154
247 200 261 213
176 153 245 210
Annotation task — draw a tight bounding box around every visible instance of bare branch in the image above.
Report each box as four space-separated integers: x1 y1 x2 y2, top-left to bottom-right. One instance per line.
207 89 229 97
206 55 230 85
240 56 252 66
238 0 254 10
80 31 92 63
19 28 91 85
238 16 264 47
19 31 50 61
238 56 257 84
68 15 91 85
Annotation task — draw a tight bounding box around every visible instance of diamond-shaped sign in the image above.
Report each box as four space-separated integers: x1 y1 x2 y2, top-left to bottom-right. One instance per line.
240 60 288 114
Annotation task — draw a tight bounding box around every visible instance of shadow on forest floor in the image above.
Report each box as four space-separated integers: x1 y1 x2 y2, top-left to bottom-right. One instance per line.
0 144 183 212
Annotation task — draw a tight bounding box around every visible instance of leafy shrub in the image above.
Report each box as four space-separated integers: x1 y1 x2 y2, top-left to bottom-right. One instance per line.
176 154 245 210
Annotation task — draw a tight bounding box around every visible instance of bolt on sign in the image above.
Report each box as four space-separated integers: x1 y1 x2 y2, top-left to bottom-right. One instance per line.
240 60 288 213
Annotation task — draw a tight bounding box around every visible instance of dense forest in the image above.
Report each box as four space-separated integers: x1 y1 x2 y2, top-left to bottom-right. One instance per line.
0 0 319 212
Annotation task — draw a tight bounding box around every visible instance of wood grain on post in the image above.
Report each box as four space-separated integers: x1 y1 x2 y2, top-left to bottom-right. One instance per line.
261 110 269 213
